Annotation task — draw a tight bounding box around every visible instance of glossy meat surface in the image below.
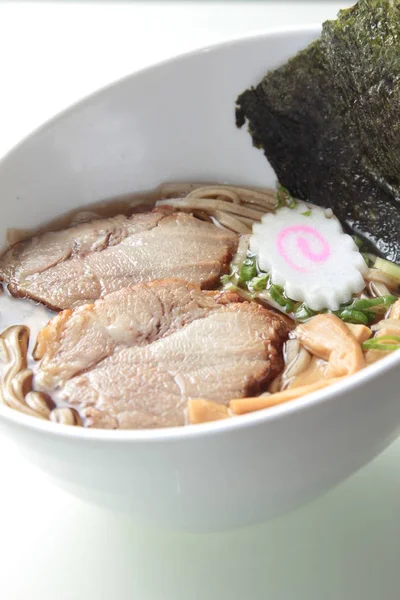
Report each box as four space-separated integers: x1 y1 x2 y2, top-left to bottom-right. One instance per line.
0 212 238 310
35 280 289 429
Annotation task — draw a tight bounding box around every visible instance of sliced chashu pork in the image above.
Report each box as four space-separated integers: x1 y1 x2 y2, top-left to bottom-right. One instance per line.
34 279 289 429
0 212 238 310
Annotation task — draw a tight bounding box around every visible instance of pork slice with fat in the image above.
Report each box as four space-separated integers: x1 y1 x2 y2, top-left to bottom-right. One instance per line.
34 280 289 429
0 212 238 310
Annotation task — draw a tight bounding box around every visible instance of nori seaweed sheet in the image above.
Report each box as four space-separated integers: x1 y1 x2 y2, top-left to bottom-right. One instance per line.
236 0 400 263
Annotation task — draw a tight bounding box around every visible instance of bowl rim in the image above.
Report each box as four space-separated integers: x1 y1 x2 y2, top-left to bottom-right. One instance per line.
1 23 399 444
0 23 322 167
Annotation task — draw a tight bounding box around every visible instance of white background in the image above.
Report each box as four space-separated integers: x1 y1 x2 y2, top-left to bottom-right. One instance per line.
1 2 400 599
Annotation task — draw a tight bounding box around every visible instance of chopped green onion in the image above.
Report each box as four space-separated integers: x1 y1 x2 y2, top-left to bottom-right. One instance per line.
221 281 236 292
249 273 269 292
269 284 286 307
219 281 255 300
377 295 396 308
238 257 257 284
269 284 293 312
349 298 380 311
335 295 397 324
337 308 369 325
276 184 289 208
221 271 240 287
226 249 398 329
293 303 316 322
276 184 297 210
363 310 376 324
276 193 285 209
363 335 400 352
351 295 397 311
220 274 232 285
374 257 400 282
301 209 311 217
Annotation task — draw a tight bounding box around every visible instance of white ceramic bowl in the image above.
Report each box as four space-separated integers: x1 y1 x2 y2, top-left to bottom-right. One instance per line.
1 26 400 532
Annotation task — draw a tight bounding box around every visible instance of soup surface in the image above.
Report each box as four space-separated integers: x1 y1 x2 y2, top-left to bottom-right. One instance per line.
0 183 398 430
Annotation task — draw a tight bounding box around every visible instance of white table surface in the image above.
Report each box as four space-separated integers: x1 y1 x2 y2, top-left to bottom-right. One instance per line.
1 2 399 599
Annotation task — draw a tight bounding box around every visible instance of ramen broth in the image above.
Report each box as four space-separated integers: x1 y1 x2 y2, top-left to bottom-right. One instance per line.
0 291 53 361
0 183 398 429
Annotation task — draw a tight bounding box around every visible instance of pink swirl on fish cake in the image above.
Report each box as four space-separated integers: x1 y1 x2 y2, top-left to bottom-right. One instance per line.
277 225 330 273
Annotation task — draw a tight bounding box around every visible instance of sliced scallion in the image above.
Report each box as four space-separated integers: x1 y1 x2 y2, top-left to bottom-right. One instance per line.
276 184 297 210
269 284 293 312
249 273 269 292
269 284 287 307
363 335 400 352
220 274 232 285
238 257 257 284
337 308 369 325
363 310 376 324
351 295 397 311
293 303 316 322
